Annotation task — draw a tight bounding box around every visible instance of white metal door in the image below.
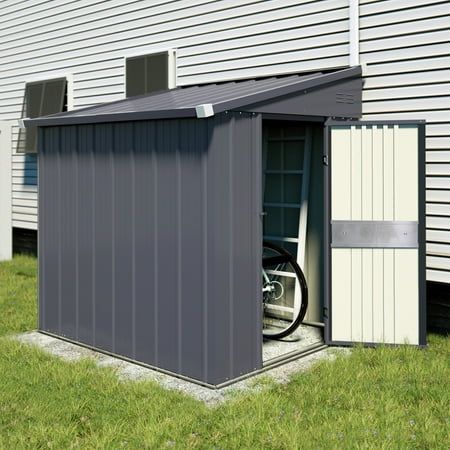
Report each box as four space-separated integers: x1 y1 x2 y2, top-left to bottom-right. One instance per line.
326 121 426 346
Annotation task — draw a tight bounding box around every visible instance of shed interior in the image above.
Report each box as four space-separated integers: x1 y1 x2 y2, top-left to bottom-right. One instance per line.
261 119 325 364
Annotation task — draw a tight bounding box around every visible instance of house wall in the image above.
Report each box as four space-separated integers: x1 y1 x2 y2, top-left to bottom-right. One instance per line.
38 112 262 385
0 0 350 231
0 0 449 284
359 0 450 283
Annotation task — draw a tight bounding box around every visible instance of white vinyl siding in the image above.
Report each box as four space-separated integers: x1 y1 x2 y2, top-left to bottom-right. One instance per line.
11 153 37 229
359 0 450 283
1 0 449 285
0 0 350 231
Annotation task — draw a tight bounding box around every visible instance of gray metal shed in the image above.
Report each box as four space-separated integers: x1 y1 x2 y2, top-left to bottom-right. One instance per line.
25 66 426 387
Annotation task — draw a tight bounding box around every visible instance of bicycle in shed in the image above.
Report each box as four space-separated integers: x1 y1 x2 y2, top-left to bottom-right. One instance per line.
262 240 308 339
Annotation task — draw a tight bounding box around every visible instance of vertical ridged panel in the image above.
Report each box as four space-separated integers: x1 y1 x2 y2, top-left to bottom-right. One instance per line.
331 124 420 345
40 127 60 334
59 126 77 339
133 120 157 366
231 113 262 378
76 124 94 344
205 114 232 383
372 126 384 342
178 119 207 380
204 112 262 384
93 123 114 352
38 130 44 330
113 122 134 357
39 113 262 385
155 119 179 373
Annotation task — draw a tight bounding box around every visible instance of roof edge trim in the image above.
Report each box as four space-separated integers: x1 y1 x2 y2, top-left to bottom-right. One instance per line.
23 66 362 127
213 66 362 114
24 107 197 127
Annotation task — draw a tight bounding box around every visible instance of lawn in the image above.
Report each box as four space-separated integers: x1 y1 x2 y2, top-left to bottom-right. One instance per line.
0 256 449 449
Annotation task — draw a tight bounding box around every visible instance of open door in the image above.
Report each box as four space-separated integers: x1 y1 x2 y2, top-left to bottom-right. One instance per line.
325 121 426 346
262 122 312 321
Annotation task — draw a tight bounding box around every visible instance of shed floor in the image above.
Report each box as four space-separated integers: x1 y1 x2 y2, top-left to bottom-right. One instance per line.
262 324 323 364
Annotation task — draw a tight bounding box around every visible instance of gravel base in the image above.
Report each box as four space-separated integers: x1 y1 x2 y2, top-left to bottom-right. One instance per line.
263 324 324 362
15 331 349 406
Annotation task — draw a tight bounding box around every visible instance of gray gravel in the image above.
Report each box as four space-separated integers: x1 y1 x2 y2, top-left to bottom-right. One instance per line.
263 324 324 362
15 331 349 406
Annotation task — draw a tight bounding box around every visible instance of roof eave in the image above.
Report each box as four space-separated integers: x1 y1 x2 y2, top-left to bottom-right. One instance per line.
24 107 198 127
23 66 362 127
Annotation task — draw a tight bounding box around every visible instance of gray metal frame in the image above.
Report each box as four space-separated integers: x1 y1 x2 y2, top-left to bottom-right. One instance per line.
323 119 427 348
34 69 368 386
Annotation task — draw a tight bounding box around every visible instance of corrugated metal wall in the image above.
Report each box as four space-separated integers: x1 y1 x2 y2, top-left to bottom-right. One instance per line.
359 0 450 283
39 111 262 385
0 0 350 230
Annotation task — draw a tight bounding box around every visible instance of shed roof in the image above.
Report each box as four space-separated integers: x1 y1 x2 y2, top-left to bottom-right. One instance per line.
25 66 362 127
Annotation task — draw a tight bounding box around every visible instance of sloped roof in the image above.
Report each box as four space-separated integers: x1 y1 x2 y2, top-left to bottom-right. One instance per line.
25 66 362 127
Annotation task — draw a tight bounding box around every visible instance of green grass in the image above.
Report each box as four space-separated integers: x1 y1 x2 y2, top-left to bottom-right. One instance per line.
0 256 449 449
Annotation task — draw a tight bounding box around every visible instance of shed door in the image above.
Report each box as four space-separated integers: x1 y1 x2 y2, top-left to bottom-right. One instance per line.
326 122 425 346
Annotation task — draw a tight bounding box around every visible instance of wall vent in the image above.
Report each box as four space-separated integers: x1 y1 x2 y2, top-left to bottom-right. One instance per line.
336 92 354 104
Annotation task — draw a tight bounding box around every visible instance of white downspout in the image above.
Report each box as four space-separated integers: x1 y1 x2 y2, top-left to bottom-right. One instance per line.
0 122 12 261
349 0 360 66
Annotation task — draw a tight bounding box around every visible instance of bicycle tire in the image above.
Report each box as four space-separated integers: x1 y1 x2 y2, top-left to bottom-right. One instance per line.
262 240 308 339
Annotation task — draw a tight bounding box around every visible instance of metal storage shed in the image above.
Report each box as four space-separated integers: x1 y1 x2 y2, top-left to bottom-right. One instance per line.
25 66 426 387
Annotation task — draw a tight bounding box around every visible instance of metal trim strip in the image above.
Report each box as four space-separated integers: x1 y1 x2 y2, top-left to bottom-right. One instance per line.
331 220 419 248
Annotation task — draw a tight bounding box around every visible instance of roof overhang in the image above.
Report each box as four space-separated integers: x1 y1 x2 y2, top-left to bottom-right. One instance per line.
24 66 363 127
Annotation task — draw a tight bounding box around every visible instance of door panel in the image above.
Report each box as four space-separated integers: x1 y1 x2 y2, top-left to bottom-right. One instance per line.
327 122 425 346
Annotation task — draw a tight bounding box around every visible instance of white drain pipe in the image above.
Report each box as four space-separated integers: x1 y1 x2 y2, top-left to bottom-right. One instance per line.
0 122 12 261
349 0 360 67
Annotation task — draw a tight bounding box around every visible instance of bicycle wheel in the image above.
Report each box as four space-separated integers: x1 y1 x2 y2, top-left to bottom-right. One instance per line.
262 240 308 339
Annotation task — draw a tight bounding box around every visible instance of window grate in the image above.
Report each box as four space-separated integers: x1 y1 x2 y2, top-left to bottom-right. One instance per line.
126 52 169 98
19 78 67 153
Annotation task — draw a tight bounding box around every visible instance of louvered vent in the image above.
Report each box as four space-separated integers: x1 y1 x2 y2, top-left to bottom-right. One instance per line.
336 92 354 104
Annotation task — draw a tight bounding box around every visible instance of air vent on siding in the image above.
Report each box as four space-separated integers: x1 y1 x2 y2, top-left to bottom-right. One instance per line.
336 92 355 104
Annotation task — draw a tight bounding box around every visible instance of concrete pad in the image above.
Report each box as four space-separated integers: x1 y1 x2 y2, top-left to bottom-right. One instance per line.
15 331 349 406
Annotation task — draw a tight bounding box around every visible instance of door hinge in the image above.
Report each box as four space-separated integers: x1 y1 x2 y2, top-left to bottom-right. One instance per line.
322 155 328 166
323 306 329 318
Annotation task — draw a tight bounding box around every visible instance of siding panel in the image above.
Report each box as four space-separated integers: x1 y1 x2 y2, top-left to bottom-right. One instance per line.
2 0 449 285
360 0 450 284
1 0 349 230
